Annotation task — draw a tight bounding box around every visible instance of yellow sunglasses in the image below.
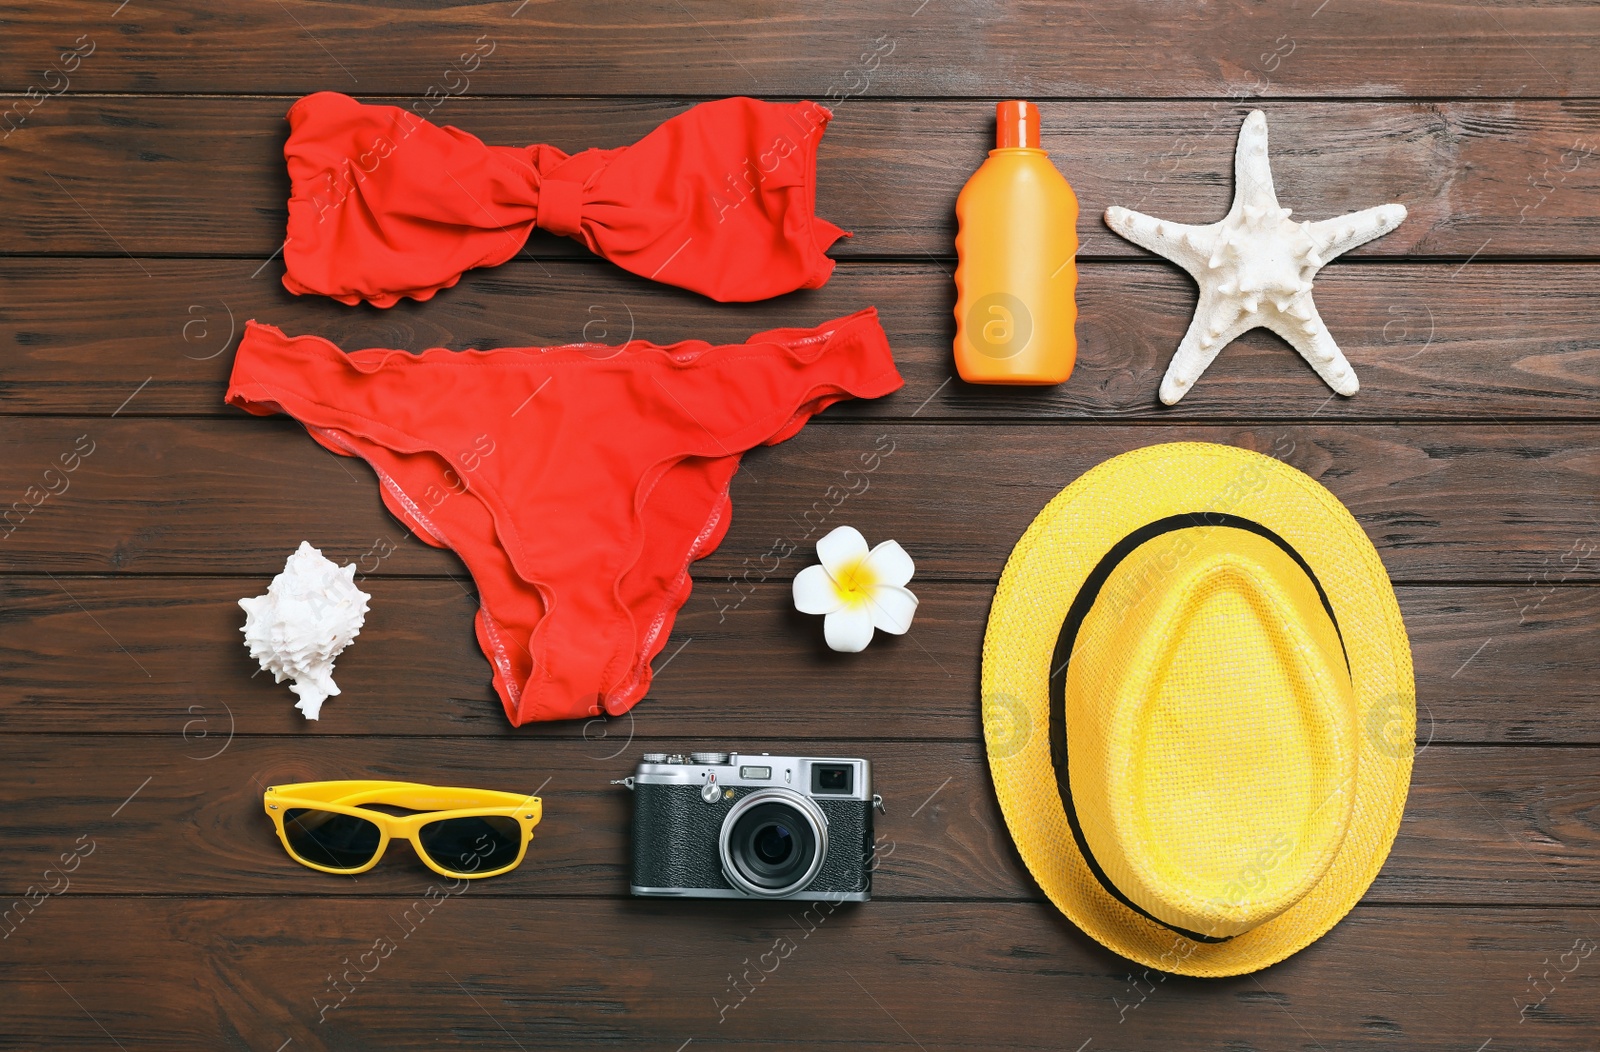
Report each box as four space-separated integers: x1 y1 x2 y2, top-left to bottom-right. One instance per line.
264 781 542 879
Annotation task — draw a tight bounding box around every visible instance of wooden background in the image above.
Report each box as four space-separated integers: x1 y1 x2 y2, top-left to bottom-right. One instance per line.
2 2 1598 1049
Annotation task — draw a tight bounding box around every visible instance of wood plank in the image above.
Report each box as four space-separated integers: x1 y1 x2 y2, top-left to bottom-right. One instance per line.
2 899 1596 1050
0 738 1594 905
0 419 1594 581
1 578 1593 743
4 97 1598 258
5 259 1599 422
3 0 1598 97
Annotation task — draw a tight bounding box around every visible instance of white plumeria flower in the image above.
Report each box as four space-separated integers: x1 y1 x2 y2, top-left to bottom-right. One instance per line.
792 525 918 653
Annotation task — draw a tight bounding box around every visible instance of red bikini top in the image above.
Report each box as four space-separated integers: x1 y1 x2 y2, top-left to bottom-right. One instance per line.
281 93 849 306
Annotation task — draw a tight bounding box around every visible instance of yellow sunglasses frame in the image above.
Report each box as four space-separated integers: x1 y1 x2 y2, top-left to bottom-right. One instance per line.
264 780 542 879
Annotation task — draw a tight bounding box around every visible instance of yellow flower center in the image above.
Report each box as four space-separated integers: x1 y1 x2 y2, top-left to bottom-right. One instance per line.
832 558 878 607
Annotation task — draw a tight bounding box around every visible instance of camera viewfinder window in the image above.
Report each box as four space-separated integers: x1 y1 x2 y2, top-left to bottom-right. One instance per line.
811 764 853 794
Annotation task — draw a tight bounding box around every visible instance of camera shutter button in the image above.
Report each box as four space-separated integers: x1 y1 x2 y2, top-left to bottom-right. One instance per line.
691 752 730 764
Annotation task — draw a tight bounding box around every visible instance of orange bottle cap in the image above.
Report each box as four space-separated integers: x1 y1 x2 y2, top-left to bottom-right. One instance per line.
996 100 1040 150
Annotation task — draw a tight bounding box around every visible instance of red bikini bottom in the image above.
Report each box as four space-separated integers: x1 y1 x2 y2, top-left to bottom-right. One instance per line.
226 309 902 725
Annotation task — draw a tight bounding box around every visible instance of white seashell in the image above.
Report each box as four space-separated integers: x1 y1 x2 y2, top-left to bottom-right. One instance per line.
240 541 371 720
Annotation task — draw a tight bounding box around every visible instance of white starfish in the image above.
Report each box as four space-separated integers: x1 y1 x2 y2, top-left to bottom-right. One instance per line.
1105 110 1407 405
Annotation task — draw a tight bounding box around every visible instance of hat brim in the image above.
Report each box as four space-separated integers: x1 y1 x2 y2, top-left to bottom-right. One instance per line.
982 442 1414 977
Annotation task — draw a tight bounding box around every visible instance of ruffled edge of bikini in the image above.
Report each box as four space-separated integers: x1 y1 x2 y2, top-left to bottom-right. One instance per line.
725 98 849 300
232 309 888 376
794 100 850 293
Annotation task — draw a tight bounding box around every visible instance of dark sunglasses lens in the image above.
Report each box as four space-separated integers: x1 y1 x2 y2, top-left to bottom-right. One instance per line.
282 808 382 871
418 815 522 874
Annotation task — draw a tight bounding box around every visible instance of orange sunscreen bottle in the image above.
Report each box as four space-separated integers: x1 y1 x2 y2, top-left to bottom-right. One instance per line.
953 100 1079 384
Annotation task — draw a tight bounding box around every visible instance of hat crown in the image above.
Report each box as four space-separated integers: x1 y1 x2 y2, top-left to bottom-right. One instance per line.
1066 526 1358 940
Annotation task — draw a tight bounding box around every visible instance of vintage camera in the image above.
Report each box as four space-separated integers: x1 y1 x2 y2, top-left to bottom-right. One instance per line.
625 752 877 901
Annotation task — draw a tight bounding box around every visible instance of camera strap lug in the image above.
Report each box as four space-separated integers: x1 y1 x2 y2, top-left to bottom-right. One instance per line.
611 777 635 790
872 794 886 814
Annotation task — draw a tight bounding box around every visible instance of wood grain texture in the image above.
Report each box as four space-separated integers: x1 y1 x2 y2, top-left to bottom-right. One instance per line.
3 0 1598 97
3 98 1598 258
0 738 1596 904
0 418 1594 581
3 900 1597 1051
0 577 1594 743
2 1 1596 1046
5 260 1600 421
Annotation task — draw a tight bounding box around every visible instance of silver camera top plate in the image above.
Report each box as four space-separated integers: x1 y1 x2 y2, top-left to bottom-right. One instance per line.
632 753 872 802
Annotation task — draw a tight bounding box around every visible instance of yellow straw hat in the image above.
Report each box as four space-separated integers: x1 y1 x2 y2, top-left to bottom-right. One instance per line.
983 442 1414 976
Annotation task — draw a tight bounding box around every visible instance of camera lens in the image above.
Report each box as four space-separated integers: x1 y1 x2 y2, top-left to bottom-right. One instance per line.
731 805 813 887
719 790 828 897
753 822 794 865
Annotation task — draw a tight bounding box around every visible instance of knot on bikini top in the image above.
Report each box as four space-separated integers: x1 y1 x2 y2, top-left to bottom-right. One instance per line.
281 92 849 307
